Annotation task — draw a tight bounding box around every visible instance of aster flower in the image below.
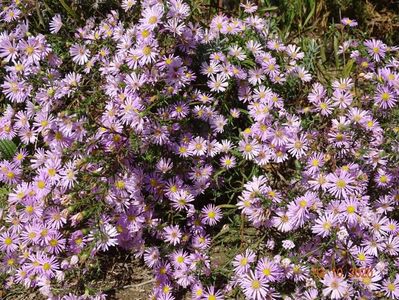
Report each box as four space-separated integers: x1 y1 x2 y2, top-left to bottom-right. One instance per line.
138 41 159 65
312 213 337 238
238 138 261 160
70 44 90 65
163 225 182 246
1 75 30 103
38 255 60 278
240 1 258 13
296 66 312 82
208 74 228 93
122 0 136 11
201 205 222 226
331 89 353 109
140 4 164 31
321 271 349 299
49 14 63 33
364 39 387 62
233 249 256 274
18 38 43 64
240 270 269 299
188 136 207 156
341 17 358 27
0 230 19 253
272 210 293 232
325 171 356 199
92 223 118 252
382 275 399 299
256 257 281 282
220 155 236 169
170 190 195 211
374 85 397 109
0 38 18 62
2 8 21 23
170 249 190 269
287 134 309 158
202 285 224 300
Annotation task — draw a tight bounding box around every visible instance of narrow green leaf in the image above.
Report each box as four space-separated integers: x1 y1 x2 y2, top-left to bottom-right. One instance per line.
303 0 316 28
343 59 355 77
333 34 339 68
58 0 79 20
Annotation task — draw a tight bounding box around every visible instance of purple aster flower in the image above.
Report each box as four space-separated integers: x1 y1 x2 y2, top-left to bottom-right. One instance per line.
238 138 261 160
341 17 358 27
331 89 353 109
122 0 136 11
325 171 356 199
140 4 164 31
374 85 397 109
321 271 349 299
382 275 399 299
69 44 90 65
364 39 387 62
163 225 182 246
49 14 63 34
240 270 269 300
255 257 281 282
312 213 338 238
202 285 224 300
233 249 256 274
208 74 228 93
0 230 19 253
0 37 18 62
201 204 222 226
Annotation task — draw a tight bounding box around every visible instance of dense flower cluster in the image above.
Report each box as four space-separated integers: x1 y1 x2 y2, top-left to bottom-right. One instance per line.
1 0 399 299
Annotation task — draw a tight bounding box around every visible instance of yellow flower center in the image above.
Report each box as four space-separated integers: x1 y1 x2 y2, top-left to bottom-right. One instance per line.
115 180 126 189
379 175 388 183
37 180 46 189
382 92 390 101
336 179 346 189
43 263 51 271
148 16 158 25
244 144 252 152
263 268 271 276
240 257 248 266
142 46 152 56
50 239 58 247
207 211 216 219
26 205 34 214
26 46 34 55
251 280 260 289
347 205 355 214
48 168 56 177
299 200 307 208
362 276 371 285
388 283 396 292
4 237 12 245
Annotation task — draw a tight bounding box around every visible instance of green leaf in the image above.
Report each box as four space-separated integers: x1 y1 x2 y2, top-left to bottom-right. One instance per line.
333 34 339 68
0 139 17 160
58 0 79 20
303 0 316 28
343 59 355 77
